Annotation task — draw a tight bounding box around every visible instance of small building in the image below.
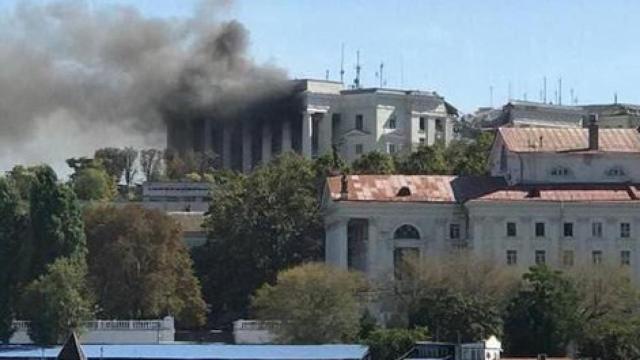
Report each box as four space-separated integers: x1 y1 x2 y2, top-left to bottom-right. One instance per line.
402 336 502 360
141 182 211 212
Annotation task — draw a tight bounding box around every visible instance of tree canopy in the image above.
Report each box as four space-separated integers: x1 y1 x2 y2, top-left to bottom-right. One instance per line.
84 204 206 327
252 263 366 344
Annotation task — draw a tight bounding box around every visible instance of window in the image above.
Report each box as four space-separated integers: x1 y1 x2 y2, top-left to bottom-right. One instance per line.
535 250 546 265
387 143 398 154
419 117 426 132
621 250 631 266
562 250 574 267
394 224 420 239
506 222 517 237
606 166 626 177
449 224 461 239
592 250 603 265
506 250 517 266
535 222 546 237
355 144 363 155
592 222 603 238
435 118 444 132
550 166 571 177
387 116 397 129
620 222 631 238
563 222 574 238
419 138 425 145
355 114 364 130
394 247 419 280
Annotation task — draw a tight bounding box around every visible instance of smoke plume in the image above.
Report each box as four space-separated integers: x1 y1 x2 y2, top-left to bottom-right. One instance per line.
0 0 290 174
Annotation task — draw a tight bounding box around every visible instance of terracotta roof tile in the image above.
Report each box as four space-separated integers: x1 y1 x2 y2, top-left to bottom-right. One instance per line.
472 184 640 202
499 127 640 153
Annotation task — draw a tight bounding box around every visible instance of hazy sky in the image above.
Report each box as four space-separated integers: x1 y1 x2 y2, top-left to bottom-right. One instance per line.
1 0 639 112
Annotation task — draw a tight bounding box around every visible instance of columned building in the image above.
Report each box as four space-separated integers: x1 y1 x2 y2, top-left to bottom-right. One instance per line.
166 79 459 172
323 123 640 284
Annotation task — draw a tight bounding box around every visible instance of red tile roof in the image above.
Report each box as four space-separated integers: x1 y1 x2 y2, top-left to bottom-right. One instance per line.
327 175 640 203
499 127 640 153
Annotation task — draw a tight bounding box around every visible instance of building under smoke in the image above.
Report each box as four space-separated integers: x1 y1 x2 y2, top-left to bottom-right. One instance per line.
166 79 459 172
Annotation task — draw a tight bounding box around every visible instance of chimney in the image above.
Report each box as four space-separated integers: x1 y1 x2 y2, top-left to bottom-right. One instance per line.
588 114 599 150
340 174 348 200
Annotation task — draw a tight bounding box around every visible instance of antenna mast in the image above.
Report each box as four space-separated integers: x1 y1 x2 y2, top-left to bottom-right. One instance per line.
543 76 547 103
340 43 345 84
379 62 384 88
558 77 562 105
354 50 361 89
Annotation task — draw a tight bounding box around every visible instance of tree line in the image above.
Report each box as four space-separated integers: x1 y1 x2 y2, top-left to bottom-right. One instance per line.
0 166 206 345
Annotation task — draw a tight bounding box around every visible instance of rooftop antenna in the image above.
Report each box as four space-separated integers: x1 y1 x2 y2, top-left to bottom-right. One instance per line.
508 82 512 101
354 50 361 89
614 92 618 104
558 77 562 105
524 92 528 101
379 62 384 88
543 76 547 104
570 88 575 104
340 43 345 84
325 69 329 80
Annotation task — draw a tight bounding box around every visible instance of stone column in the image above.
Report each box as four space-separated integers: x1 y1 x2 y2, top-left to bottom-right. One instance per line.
242 123 252 173
204 119 212 152
325 219 348 269
261 121 272 164
282 120 292 152
222 124 232 168
301 111 313 157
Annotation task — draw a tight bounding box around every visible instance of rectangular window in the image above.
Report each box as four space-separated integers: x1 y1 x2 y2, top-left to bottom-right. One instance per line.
506 222 517 237
419 117 426 131
506 250 517 266
435 118 444 132
535 250 546 265
387 116 397 129
355 114 364 130
592 250 603 265
563 222 574 238
394 247 419 280
621 250 631 266
387 143 397 154
419 138 425 145
449 224 461 239
592 222 603 238
535 222 546 237
620 222 631 238
562 250 574 267
355 144 363 155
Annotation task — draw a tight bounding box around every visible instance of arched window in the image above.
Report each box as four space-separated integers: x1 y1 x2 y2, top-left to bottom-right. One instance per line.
550 166 571 177
605 166 626 177
394 224 420 239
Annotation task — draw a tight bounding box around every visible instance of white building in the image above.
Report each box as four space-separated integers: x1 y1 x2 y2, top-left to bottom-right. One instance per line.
141 182 211 212
167 79 459 172
323 123 640 283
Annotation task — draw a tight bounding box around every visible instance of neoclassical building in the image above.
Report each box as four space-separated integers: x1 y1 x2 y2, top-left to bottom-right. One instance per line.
167 79 459 172
323 122 640 282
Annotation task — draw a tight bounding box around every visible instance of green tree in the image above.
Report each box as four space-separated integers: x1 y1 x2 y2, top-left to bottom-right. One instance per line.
447 131 494 176
122 147 138 187
21 257 94 345
195 154 323 326
94 148 127 182
84 205 206 327
351 151 396 174
0 177 25 343
252 263 366 344
72 167 114 201
6 165 38 200
503 265 581 356
28 166 86 280
396 145 449 175
409 288 502 342
363 327 429 360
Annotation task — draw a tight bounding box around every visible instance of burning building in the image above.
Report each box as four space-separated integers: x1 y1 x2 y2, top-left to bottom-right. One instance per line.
166 79 459 172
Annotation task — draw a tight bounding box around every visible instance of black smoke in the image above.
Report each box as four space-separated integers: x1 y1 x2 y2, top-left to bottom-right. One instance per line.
0 0 291 173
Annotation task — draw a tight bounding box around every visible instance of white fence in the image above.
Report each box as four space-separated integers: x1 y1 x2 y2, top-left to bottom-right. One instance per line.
10 317 175 344
233 320 279 344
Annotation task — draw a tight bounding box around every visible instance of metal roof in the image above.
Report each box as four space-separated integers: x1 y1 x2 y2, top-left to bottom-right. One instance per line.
470 183 640 203
498 127 640 153
0 345 369 360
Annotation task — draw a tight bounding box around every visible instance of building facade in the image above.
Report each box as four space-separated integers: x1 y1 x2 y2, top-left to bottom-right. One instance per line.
167 79 459 172
323 124 640 283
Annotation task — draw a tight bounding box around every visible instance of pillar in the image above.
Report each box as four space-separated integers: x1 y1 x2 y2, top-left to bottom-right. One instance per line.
222 124 232 168
282 120 292 152
242 122 252 173
325 219 348 269
261 121 272 164
301 111 313 157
